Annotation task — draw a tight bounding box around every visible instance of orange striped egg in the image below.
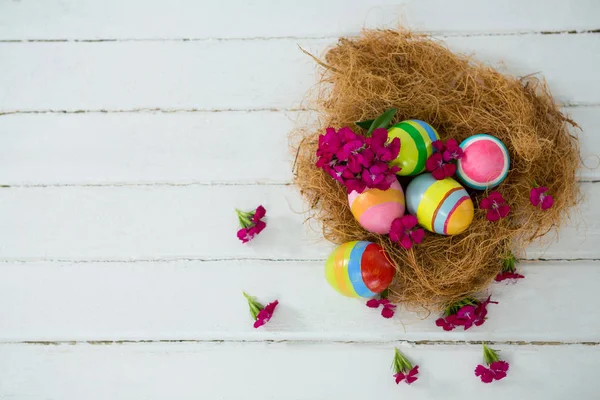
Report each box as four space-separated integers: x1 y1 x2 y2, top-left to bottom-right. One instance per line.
325 241 395 298
348 180 405 234
406 173 474 235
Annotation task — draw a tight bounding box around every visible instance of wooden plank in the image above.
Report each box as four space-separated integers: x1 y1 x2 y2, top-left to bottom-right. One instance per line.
0 106 596 186
0 184 595 261
0 34 599 112
0 0 598 40
0 261 597 342
0 342 597 399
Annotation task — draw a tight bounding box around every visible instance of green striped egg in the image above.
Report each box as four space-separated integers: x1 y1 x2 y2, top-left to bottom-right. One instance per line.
387 120 440 176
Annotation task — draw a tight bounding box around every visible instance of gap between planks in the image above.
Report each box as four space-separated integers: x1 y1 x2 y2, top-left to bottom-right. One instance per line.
0 103 598 116
10 339 600 346
0 28 599 43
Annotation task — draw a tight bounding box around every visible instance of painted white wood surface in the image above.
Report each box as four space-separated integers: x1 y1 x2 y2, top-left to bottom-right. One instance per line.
1 1 599 399
0 184 594 261
1 34 599 113
0 343 598 400
0 106 597 186
0 261 597 343
0 0 598 39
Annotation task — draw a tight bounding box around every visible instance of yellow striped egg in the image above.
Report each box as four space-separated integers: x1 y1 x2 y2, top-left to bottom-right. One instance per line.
348 180 405 234
388 120 440 176
406 173 474 235
324 241 395 298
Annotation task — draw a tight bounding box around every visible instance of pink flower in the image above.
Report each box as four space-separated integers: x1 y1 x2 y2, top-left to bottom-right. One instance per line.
389 215 425 249
530 186 554 210
475 344 509 383
254 300 279 328
495 271 525 281
426 152 456 180
442 138 464 162
480 192 510 222
368 128 401 162
236 206 267 243
427 139 461 180
436 297 497 331
394 366 419 385
366 298 397 319
392 349 419 385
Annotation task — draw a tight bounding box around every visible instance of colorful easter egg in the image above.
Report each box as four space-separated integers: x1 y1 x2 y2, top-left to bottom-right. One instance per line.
406 173 474 235
388 120 440 176
456 134 510 190
325 241 395 298
348 180 405 234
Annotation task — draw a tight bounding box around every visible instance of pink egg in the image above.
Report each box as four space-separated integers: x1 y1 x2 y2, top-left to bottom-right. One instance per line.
348 180 405 234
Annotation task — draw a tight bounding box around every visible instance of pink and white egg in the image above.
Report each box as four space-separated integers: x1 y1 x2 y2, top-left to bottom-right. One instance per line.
456 134 510 190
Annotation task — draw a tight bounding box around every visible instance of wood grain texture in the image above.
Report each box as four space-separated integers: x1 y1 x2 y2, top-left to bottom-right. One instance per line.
0 342 597 399
1 34 599 112
0 106 597 186
0 0 598 40
0 184 594 261
0 261 597 342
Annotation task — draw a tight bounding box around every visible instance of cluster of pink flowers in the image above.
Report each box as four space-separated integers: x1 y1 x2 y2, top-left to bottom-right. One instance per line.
389 214 425 250
426 139 463 180
435 296 497 331
315 127 401 194
366 298 397 319
243 292 279 329
475 344 510 383
392 348 419 385
480 192 510 222
236 205 267 243
495 252 524 282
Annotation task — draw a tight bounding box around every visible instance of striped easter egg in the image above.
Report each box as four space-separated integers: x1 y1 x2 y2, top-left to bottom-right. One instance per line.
388 120 440 176
324 241 395 298
456 134 510 190
348 180 405 234
406 173 474 235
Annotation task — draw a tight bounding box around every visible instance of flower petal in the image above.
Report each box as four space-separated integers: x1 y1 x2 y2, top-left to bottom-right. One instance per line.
366 299 380 308
410 228 425 244
252 205 266 222
399 235 413 249
402 214 418 229
541 195 554 210
498 204 511 218
394 372 406 384
443 162 456 177
490 361 509 372
432 140 446 152
431 167 447 180
486 210 500 222
480 197 491 210
381 307 395 319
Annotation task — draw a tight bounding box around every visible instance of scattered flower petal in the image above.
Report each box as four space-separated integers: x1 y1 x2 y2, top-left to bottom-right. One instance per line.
389 215 425 249
530 186 554 210
480 192 510 222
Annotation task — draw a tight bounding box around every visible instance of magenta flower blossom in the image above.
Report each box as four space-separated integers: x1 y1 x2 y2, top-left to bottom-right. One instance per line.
392 348 419 385
366 298 397 319
254 300 279 328
495 251 524 282
442 138 464 162
480 192 510 222
315 126 401 194
394 366 419 384
435 297 497 331
426 139 461 180
475 344 509 383
236 205 267 243
426 152 456 180
243 292 278 329
389 215 425 249
530 186 554 210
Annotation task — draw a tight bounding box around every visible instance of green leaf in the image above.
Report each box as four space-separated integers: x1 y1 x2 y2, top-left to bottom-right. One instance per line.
366 108 397 135
355 119 375 130
445 297 477 316
502 251 518 273
392 348 413 373
379 288 389 299
482 343 501 365
243 292 264 320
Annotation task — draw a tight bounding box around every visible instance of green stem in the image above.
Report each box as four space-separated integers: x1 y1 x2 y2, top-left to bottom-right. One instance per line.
243 292 264 320
502 251 517 273
235 209 254 228
392 348 413 373
482 343 500 365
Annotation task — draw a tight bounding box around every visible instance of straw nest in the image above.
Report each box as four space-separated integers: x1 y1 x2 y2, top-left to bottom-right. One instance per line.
292 29 580 310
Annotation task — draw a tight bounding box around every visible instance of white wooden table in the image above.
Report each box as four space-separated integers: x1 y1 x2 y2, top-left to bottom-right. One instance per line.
0 1 599 398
